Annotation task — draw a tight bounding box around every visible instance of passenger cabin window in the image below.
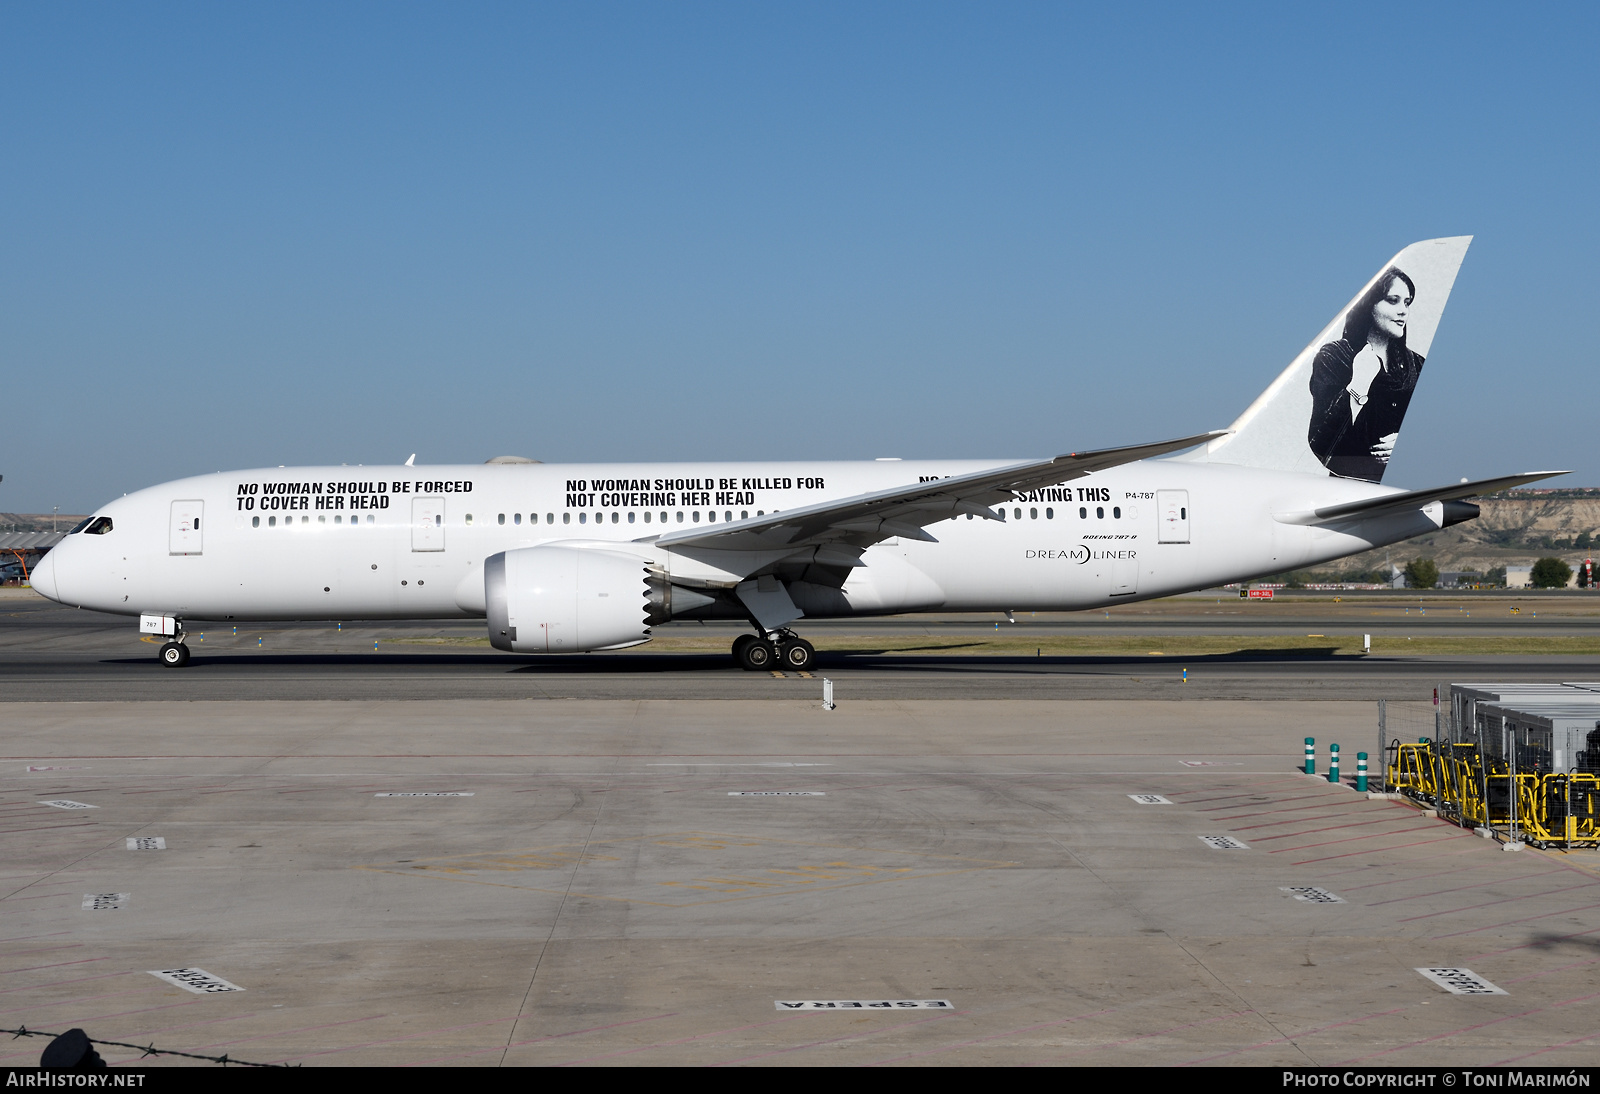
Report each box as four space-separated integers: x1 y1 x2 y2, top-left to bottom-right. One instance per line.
1030 508 1037 520
514 513 522 525
1096 507 1104 519
269 516 277 527
465 514 473 525
1046 508 1054 519
579 512 587 524
83 517 113 535
252 516 260 528
628 512 635 523
1079 507 1087 518
1113 507 1121 519
563 513 570 524
676 512 684 523
498 513 505 525
611 512 619 523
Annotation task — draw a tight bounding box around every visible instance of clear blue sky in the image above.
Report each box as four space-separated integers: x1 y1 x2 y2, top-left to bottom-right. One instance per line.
4 2 1596 512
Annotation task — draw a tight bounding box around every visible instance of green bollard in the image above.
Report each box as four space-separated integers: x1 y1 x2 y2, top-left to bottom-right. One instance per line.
1304 737 1316 776
1328 743 1341 785
1356 751 1368 792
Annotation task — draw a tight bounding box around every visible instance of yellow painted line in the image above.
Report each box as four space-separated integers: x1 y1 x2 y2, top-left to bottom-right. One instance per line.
1307 634 1325 637
798 671 814 679
770 671 786 678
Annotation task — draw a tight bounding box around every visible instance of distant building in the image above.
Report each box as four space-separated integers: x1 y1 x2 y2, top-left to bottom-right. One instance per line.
1506 565 1532 589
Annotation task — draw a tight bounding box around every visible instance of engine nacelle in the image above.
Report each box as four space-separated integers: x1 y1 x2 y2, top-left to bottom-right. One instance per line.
484 546 651 653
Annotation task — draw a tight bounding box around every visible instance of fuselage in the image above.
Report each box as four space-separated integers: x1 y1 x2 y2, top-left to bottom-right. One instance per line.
33 457 1445 624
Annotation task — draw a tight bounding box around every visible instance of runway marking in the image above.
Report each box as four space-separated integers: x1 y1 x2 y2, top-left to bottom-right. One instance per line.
728 791 825 796
1199 835 1248 849
126 837 165 850
1128 794 1172 805
148 967 244 994
374 791 474 797
82 893 129 910
1281 886 1344 903
356 830 1016 907
37 800 95 810
775 999 952 1011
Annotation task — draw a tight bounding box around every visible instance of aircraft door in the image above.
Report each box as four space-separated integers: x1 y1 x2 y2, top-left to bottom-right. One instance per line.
412 497 445 552
169 501 203 555
1157 490 1189 543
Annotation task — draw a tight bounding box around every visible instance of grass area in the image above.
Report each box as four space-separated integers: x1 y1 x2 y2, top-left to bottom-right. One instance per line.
392 633 1600 657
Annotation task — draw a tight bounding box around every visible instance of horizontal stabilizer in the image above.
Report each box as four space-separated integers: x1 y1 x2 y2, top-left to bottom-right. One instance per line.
1275 471 1569 526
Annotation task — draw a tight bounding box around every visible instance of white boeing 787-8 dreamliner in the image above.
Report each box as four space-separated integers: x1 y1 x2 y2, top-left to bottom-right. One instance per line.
31 237 1561 669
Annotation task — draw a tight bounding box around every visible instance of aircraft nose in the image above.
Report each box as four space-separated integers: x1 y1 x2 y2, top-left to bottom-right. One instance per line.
29 548 60 602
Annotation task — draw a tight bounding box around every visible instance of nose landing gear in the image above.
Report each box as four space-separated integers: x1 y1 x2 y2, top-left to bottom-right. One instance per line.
731 630 815 671
158 640 190 668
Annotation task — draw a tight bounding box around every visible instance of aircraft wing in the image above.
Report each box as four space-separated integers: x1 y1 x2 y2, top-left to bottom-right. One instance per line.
651 431 1227 560
1276 470 1570 526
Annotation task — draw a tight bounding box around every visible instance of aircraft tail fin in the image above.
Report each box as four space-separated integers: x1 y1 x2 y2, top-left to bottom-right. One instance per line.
1191 237 1472 483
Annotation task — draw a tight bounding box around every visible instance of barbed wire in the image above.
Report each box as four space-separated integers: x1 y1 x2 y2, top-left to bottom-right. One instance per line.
4 1025 291 1068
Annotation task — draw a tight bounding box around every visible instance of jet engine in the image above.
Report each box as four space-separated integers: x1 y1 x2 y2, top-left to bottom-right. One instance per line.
484 546 652 653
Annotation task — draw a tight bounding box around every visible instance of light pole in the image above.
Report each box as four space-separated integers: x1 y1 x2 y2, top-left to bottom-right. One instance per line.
52 507 58 533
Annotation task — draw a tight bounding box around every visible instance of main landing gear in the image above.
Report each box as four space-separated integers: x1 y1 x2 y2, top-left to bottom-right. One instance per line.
732 630 815 671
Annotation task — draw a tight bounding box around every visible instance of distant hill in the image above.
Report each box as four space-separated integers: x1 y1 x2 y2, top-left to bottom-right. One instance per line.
1302 489 1600 577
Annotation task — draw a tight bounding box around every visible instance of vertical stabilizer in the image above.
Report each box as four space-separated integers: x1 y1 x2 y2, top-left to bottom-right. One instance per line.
1192 237 1471 482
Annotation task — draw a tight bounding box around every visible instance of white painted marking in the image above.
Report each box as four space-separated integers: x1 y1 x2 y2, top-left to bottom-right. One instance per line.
149 968 245 994
127 837 166 851
28 766 88 772
729 791 826 797
1281 886 1344 903
38 800 96 810
1179 761 1244 767
1415 968 1506 995
1198 835 1249 849
82 893 129 910
373 792 475 797
775 999 952 1011
1128 794 1173 805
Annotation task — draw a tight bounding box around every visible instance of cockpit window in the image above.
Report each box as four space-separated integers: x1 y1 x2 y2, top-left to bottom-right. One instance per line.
68 518 94 535
83 517 113 535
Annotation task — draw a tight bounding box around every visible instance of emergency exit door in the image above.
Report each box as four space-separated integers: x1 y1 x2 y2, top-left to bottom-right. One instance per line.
1157 490 1190 543
412 497 445 551
169 501 203 555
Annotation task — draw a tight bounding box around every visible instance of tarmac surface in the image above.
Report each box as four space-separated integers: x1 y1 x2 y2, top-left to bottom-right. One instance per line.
2 590 1598 701
3 589 1599 1067
4 698 1599 1067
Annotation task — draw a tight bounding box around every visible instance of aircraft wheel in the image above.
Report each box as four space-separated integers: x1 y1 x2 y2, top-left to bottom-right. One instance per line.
731 634 756 666
739 639 775 671
159 641 190 668
779 639 815 670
